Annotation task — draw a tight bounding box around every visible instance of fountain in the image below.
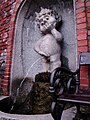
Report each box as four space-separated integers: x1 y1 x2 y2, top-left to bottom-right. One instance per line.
0 0 77 119
0 58 52 119
9 58 42 114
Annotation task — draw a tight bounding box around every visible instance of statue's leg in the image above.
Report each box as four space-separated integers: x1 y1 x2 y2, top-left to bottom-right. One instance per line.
51 102 66 120
41 58 49 72
50 54 61 72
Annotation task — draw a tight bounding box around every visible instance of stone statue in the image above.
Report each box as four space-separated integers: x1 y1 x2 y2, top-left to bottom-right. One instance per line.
34 7 62 72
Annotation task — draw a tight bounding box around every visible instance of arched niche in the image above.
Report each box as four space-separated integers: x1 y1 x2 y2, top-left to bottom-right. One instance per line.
11 0 77 82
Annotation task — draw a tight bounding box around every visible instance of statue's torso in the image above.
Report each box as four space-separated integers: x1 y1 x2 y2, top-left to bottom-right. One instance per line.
39 34 61 56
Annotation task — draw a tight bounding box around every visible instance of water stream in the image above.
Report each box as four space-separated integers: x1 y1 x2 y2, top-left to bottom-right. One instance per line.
9 57 42 113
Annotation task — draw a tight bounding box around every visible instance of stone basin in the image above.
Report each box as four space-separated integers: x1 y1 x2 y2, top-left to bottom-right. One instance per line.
0 96 53 120
0 96 76 120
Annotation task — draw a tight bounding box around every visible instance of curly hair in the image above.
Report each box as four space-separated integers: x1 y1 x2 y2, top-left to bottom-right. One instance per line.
35 7 60 26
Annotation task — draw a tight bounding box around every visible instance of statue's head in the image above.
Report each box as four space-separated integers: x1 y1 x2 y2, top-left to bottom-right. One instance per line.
35 7 61 33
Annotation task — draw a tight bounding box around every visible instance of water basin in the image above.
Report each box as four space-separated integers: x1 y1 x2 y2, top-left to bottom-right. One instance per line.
0 96 53 120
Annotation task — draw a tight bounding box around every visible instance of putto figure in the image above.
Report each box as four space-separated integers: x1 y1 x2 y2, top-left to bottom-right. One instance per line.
34 7 62 72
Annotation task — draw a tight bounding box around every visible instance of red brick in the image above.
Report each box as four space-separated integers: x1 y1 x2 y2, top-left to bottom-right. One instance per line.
76 23 87 29
3 77 9 82
76 13 85 19
77 29 87 34
88 46 90 51
78 40 88 46
76 2 84 9
88 23 90 29
6 56 12 61
78 46 88 52
78 0 85 2
6 52 12 57
77 34 87 40
5 6 11 12
86 2 90 7
87 13 90 18
11 15 16 22
76 7 85 14
6 60 12 65
0 43 3 47
4 72 10 76
80 85 89 90
87 8 90 13
87 18 90 23
76 17 86 24
80 71 88 78
88 41 90 46
2 84 9 89
80 79 89 84
7 48 12 53
80 66 88 71
5 68 11 73
2 1 9 7
3 80 9 84
4 65 10 71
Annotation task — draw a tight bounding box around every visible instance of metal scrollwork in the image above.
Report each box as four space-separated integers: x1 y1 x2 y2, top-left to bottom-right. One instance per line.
49 67 79 120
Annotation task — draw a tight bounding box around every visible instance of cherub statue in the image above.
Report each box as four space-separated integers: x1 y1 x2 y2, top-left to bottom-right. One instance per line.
34 7 62 72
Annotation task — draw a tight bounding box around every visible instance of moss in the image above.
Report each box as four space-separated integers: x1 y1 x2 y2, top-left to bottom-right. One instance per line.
35 72 50 82
80 105 90 120
31 72 52 114
32 81 52 114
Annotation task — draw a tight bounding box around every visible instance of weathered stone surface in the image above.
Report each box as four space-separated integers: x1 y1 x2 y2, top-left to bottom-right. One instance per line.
32 82 52 114
32 72 52 114
10 72 52 114
11 77 33 114
35 72 50 82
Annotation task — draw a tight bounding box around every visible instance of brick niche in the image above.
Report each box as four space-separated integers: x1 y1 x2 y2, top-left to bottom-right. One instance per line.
0 0 90 95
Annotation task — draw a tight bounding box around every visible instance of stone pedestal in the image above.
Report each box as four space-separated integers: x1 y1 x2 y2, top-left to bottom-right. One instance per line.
32 72 52 114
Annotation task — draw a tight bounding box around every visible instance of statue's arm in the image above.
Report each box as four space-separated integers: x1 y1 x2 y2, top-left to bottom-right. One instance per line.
51 28 62 42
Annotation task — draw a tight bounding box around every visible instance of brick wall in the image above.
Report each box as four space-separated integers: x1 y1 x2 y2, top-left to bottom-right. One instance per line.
0 0 90 95
86 1 90 50
86 0 90 88
0 0 23 95
0 0 11 95
76 0 90 89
